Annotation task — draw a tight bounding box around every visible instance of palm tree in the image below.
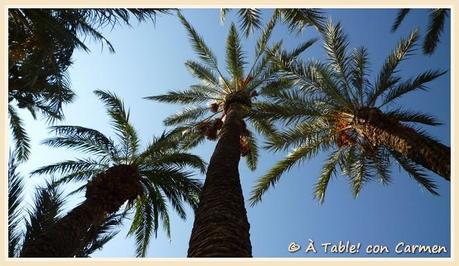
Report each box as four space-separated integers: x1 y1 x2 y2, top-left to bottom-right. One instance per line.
8 152 121 257
8 8 170 161
391 9 449 55
147 12 316 257
21 90 204 257
220 8 325 36
250 21 450 205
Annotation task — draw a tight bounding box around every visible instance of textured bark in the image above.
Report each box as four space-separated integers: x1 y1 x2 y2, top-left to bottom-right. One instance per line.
187 103 252 257
21 165 142 257
355 108 450 180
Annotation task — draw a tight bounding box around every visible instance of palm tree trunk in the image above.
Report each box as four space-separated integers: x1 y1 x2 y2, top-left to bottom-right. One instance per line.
355 108 450 180
187 103 252 257
21 165 142 257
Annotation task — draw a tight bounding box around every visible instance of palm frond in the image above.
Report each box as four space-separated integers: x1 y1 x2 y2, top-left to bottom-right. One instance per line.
349 150 370 198
279 9 325 32
369 148 392 185
145 152 207 174
226 23 246 84
265 118 330 152
43 125 116 158
163 106 209 126
322 20 353 103
385 108 441 126
283 60 352 110
255 13 277 57
21 179 65 255
250 135 333 205
177 12 228 86
424 9 448 54
8 152 23 257
76 212 124 257
246 112 278 137
137 130 185 162
145 89 214 105
286 38 318 59
220 8 229 24
31 158 106 183
391 151 439 195
94 90 139 162
350 47 369 105
237 9 262 37
314 148 344 204
8 104 31 161
185 60 221 88
381 70 447 107
368 29 419 106
128 193 157 257
391 9 411 32
142 167 201 212
244 130 258 171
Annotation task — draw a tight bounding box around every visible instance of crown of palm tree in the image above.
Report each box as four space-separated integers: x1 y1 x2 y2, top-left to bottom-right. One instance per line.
250 20 447 205
8 152 122 258
147 12 317 171
30 90 205 257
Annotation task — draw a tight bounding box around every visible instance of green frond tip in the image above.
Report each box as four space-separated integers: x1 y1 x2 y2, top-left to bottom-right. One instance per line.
391 152 439 196
255 13 277 57
237 8 262 37
8 104 31 162
226 23 246 83
250 143 317 206
177 11 219 70
314 149 343 204
423 9 448 55
244 130 258 171
368 28 419 107
145 89 212 105
391 9 411 32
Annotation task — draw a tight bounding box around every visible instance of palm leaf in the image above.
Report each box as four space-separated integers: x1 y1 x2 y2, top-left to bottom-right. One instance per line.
381 70 447 106
226 23 246 84
244 130 258 171
8 104 31 162
424 9 448 54
391 9 411 32
94 90 139 162
385 108 441 126
237 9 262 37
367 29 419 106
163 106 209 126
177 11 228 86
8 152 23 257
279 9 325 32
250 135 333 205
314 148 344 204
391 151 439 195
43 125 116 158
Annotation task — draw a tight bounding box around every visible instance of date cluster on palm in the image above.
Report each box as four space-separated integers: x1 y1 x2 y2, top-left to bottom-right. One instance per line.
199 91 256 157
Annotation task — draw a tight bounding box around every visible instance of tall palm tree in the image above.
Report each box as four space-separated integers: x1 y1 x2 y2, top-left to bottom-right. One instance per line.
250 21 450 205
391 9 449 55
147 12 316 257
8 152 121 257
8 8 170 161
22 90 204 257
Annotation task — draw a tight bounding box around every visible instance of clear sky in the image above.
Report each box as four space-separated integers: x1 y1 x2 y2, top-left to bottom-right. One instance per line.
13 8 450 258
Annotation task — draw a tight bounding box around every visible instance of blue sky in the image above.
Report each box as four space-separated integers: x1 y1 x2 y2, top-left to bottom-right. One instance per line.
13 8 450 258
